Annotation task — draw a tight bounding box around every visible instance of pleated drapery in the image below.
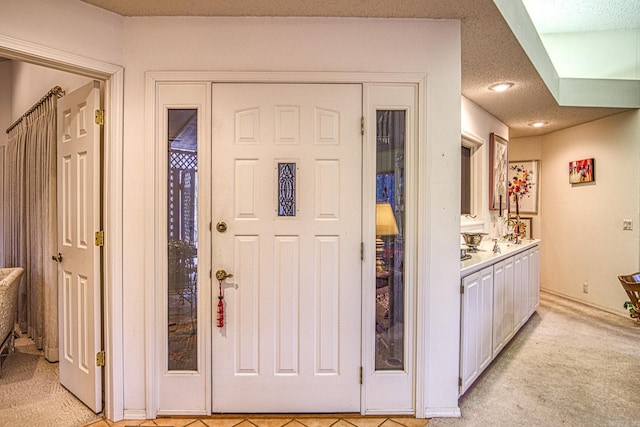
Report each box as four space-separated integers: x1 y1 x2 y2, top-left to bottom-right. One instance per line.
4 94 59 362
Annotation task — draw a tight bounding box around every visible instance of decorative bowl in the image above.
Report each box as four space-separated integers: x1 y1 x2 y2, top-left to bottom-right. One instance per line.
461 232 488 252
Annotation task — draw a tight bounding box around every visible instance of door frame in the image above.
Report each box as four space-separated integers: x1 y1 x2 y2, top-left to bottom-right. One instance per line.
145 71 428 419
0 35 125 421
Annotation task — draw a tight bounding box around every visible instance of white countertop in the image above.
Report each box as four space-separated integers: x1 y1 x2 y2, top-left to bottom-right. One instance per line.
460 238 540 277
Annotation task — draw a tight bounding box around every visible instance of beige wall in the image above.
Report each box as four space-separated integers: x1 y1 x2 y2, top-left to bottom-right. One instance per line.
461 96 509 237
122 17 463 416
0 61 10 267
510 110 640 315
9 62 92 121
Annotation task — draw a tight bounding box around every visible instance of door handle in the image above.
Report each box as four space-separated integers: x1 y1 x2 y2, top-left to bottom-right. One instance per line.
51 252 63 263
215 269 233 281
215 269 234 328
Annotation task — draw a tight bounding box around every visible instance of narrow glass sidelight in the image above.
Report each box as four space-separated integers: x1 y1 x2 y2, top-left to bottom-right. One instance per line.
167 109 198 371
375 110 405 371
278 162 297 216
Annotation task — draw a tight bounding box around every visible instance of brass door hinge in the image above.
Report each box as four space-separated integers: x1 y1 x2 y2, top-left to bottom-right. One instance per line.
96 351 105 367
361 116 365 136
458 377 462 387
95 230 104 247
95 109 105 126
460 284 464 294
360 242 364 261
360 366 363 385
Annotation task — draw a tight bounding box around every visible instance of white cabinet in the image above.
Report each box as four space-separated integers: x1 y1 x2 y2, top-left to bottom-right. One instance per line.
528 245 540 317
492 256 514 358
513 249 530 330
460 266 494 395
460 244 539 396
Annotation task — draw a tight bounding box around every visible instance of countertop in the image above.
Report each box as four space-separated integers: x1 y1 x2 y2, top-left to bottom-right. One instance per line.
460 238 540 277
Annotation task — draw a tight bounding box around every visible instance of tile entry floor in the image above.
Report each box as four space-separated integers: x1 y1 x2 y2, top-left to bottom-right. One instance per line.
82 415 429 427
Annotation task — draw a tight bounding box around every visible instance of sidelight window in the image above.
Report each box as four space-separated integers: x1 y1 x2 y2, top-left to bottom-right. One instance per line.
375 110 405 370
167 109 198 371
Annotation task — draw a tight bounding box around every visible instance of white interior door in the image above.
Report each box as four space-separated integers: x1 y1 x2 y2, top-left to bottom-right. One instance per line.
211 83 362 412
56 80 102 413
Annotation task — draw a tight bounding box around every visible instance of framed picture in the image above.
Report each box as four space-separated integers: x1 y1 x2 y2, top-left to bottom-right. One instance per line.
508 160 539 214
489 133 508 211
519 216 533 239
569 158 595 184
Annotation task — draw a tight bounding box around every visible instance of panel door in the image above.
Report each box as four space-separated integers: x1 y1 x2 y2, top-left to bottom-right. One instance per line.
211 84 362 412
56 80 102 413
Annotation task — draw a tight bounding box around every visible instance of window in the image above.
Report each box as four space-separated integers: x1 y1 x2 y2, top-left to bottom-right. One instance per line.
461 132 484 228
375 110 405 370
461 145 471 215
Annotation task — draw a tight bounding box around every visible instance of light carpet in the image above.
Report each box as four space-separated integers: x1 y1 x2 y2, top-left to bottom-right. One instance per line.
0 336 100 427
430 292 640 427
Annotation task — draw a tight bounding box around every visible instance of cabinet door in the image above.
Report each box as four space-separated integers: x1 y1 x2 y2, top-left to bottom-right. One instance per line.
528 246 540 315
513 250 530 331
478 267 494 372
492 260 505 358
503 256 515 342
460 271 480 394
492 256 514 358
460 266 493 395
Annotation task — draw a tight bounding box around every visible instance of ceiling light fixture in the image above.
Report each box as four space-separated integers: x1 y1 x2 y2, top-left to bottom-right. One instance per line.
529 121 548 128
488 82 514 92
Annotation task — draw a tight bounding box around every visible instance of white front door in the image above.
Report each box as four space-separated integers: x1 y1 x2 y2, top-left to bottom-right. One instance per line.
211 83 363 412
56 80 102 413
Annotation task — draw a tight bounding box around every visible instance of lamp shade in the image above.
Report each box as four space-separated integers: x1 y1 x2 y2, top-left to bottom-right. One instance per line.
376 203 399 236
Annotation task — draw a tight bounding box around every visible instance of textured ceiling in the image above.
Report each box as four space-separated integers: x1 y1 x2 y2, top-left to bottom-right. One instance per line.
523 0 640 33
81 0 632 138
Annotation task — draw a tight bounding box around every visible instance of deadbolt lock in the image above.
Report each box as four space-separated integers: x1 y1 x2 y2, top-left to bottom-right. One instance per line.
216 221 228 233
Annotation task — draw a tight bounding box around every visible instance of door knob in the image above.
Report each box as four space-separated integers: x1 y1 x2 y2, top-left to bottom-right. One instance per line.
215 269 233 281
216 221 228 233
51 252 63 263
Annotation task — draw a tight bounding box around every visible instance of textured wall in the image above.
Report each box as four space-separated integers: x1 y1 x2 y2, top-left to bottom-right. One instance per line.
511 110 640 315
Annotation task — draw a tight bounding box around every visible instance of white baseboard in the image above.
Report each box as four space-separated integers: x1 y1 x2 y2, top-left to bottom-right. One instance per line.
424 407 461 418
541 288 628 318
123 409 147 420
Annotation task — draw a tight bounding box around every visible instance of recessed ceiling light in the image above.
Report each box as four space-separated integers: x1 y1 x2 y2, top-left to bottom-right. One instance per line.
488 82 514 92
529 121 548 128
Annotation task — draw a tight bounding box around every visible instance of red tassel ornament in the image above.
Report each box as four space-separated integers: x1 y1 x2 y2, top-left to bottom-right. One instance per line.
217 279 225 328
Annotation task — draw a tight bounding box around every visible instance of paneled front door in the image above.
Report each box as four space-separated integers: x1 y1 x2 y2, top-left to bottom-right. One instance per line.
210 84 363 412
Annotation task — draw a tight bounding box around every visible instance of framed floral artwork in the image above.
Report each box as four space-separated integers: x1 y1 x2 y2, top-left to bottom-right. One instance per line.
508 160 539 214
519 216 533 239
489 133 508 212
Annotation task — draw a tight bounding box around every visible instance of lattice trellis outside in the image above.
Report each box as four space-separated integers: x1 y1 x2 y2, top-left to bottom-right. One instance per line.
168 149 198 243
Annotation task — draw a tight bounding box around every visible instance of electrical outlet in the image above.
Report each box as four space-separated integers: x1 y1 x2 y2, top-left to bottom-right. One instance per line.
623 219 633 231
583 283 588 294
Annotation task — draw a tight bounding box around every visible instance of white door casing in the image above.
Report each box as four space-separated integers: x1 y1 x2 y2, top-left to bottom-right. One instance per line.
362 84 417 414
211 83 363 412
57 80 103 413
156 82 212 416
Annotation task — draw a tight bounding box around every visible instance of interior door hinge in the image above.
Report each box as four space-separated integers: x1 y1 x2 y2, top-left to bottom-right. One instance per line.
360 366 363 384
458 377 462 387
95 109 105 126
360 242 364 261
460 284 464 294
96 351 105 367
361 116 365 136
95 230 104 247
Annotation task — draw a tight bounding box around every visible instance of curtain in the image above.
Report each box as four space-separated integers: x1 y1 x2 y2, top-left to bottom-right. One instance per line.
4 95 58 362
